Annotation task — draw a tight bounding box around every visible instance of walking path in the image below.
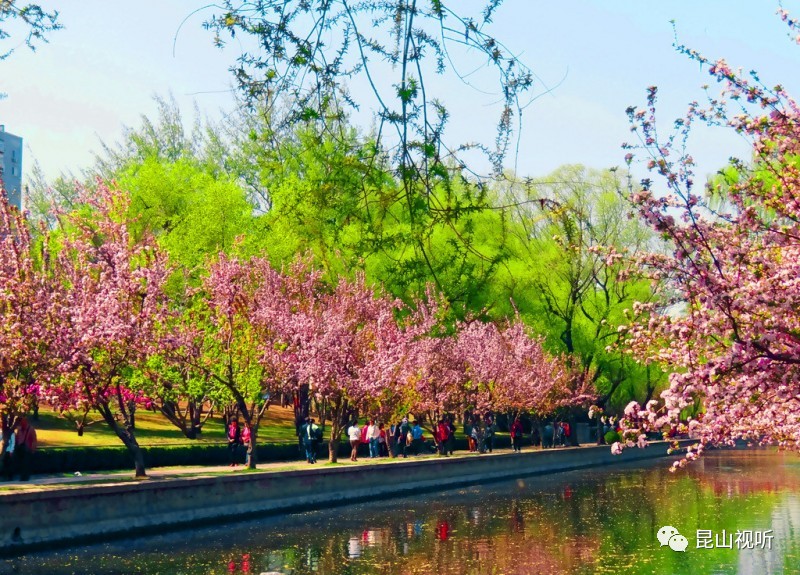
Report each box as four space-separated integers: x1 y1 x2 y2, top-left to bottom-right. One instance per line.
0 445 592 492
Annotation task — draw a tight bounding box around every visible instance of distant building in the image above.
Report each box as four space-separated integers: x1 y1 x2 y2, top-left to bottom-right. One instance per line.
0 125 23 210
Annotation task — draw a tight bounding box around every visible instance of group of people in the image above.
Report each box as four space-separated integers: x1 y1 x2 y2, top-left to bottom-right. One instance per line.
227 412 576 469
541 421 572 448
342 413 575 462
466 413 498 453
1 417 38 481
467 416 573 452
226 417 252 467
346 416 459 462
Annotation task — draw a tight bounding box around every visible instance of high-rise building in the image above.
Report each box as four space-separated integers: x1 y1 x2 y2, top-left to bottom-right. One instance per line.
0 125 23 210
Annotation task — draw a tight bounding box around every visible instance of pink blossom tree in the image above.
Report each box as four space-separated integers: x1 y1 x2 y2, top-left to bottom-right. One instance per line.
393 290 463 446
194 253 301 469
0 190 52 455
618 14 800 465
130 309 218 440
456 318 591 425
292 273 404 462
47 183 170 477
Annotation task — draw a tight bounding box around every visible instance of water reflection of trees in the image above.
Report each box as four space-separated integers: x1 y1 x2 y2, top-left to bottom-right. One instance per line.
237 453 799 575
688 451 800 496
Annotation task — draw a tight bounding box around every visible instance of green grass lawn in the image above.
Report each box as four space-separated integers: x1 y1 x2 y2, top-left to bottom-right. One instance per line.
35 405 303 448
31 406 475 450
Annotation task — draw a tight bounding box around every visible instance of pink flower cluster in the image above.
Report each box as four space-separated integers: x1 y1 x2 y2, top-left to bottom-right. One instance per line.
618 13 800 466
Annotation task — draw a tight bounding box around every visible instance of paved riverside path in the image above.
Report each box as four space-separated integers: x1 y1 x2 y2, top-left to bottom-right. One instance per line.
0 444 611 492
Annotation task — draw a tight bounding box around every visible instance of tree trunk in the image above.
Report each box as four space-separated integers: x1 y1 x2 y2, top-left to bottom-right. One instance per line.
98 404 147 478
328 436 340 463
387 430 396 459
129 440 147 478
126 400 137 430
117 427 147 478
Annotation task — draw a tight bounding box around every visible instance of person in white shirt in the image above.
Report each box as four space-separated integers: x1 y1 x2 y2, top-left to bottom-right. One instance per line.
347 421 361 462
367 421 381 458
1 431 15 481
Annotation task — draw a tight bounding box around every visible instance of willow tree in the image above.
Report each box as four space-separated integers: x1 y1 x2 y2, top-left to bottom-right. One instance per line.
205 1 533 305
0 2 60 60
495 165 663 435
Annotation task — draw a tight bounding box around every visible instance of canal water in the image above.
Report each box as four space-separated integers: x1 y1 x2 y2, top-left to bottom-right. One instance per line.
2 450 798 575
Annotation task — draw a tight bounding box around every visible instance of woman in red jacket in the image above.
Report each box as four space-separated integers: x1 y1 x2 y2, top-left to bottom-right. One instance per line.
437 419 451 456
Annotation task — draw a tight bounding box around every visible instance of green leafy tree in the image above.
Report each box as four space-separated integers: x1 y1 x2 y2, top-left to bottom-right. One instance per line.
498 165 663 430
230 104 511 314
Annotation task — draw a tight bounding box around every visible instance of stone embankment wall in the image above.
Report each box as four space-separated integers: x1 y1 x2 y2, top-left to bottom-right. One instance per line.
0 442 684 555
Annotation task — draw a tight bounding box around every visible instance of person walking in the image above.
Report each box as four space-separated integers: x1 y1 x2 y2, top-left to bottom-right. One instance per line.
241 424 252 466
1 428 15 481
466 415 477 452
436 419 451 456
387 422 397 457
394 418 409 458
347 420 361 461
543 421 554 448
473 415 485 453
555 421 565 447
227 417 242 467
410 421 425 455
301 417 320 464
446 416 457 455
482 413 495 453
367 420 381 458
13 417 37 481
510 417 524 452
378 423 389 457
562 421 572 446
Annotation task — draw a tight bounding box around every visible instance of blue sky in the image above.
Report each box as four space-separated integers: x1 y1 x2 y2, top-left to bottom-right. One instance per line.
2 1 800 187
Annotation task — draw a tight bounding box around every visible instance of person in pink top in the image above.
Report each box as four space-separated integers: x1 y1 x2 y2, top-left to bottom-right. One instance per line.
241 425 252 466
227 417 242 467
360 420 370 446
